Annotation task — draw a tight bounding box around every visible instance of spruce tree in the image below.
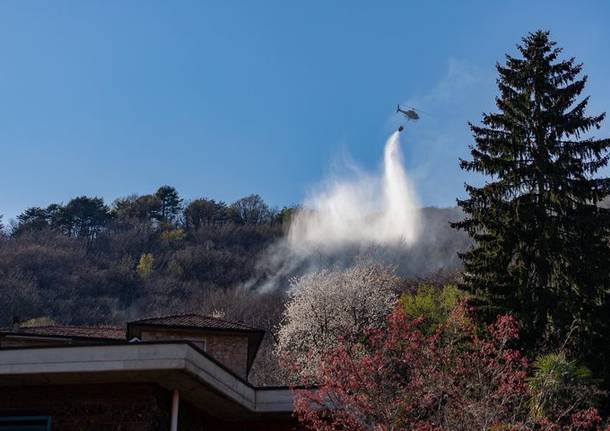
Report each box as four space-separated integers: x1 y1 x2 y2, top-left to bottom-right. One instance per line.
453 31 610 378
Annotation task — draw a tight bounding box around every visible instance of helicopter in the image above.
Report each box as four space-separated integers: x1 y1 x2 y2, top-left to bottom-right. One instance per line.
396 104 420 120
396 104 421 133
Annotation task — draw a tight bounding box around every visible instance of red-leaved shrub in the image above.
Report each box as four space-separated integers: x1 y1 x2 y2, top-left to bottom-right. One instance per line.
292 306 607 431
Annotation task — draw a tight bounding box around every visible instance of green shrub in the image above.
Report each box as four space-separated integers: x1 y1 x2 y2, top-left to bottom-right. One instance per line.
527 352 599 420
160 228 186 242
400 284 467 333
136 253 154 279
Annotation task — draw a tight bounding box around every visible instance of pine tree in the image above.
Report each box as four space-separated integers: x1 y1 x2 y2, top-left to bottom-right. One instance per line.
453 31 610 378
155 185 183 224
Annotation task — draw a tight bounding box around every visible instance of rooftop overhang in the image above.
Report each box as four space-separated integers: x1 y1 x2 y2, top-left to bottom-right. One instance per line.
0 342 294 421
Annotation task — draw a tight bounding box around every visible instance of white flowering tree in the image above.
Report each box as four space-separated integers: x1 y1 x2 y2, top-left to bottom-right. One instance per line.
276 262 399 380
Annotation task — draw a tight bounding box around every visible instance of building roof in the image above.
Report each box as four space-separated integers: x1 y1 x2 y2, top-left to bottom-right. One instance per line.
1 314 262 340
1 313 266 378
0 342 294 420
126 313 265 376
3 325 125 340
128 313 262 332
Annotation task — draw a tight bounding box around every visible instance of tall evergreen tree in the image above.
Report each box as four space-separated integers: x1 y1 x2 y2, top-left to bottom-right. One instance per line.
60 196 111 239
453 31 610 378
14 207 51 234
155 185 182 224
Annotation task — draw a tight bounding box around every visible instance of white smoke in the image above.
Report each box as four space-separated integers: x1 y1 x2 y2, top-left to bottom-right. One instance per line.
288 131 420 252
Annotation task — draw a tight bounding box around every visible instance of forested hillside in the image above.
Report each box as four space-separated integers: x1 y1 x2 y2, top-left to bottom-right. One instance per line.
0 186 467 328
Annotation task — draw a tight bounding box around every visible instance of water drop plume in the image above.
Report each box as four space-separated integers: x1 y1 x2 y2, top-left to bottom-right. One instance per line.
288 131 420 252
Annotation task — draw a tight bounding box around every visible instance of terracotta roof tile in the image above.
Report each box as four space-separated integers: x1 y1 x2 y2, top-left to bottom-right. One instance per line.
129 313 261 332
8 325 125 340
0 314 261 342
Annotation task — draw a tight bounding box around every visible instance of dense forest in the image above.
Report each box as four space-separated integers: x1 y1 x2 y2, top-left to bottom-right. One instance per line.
0 186 467 328
0 187 284 326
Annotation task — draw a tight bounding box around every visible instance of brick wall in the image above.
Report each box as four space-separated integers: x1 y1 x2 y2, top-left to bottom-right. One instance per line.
0 383 170 431
139 329 249 378
0 383 299 431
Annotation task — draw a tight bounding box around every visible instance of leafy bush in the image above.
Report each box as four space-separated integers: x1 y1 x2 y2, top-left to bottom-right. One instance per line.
292 306 609 431
528 353 601 421
136 253 154 279
400 284 467 333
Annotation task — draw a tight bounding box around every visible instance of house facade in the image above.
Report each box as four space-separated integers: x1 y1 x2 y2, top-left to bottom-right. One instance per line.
0 314 299 431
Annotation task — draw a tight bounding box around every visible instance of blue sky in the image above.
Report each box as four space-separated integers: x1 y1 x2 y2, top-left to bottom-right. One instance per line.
1 1 609 222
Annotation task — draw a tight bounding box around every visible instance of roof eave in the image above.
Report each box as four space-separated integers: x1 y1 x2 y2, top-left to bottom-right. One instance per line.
0 341 294 418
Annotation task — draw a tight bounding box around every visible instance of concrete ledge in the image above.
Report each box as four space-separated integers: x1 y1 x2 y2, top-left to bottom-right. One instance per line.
255 387 295 412
0 342 293 415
